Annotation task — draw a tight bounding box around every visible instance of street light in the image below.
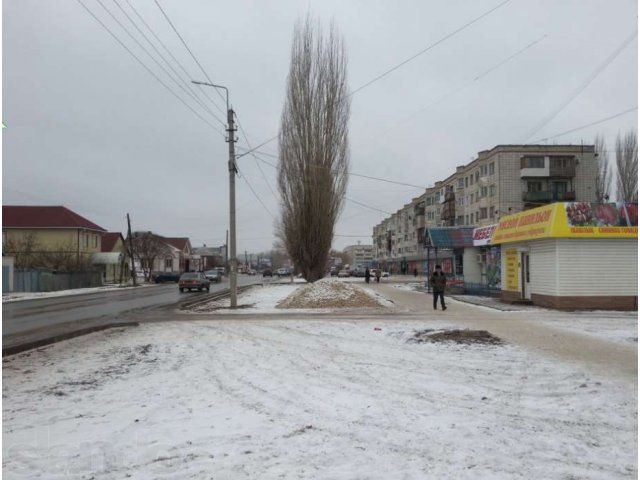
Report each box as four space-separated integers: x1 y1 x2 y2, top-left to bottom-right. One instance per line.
192 80 238 308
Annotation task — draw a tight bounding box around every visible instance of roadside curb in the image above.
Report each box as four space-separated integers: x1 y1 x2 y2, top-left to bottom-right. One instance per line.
2 322 140 357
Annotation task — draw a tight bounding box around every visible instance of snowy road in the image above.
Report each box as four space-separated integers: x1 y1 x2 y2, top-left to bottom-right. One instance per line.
3 316 637 479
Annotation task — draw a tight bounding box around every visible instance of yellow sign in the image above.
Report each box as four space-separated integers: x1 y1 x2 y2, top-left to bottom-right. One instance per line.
504 249 519 291
491 202 638 244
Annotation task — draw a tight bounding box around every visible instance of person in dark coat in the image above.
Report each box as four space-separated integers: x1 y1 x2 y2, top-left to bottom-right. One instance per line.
365 267 371 284
429 265 447 311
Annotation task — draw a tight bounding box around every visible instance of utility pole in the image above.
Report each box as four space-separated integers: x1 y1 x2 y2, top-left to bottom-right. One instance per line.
227 108 238 307
126 213 136 286
192 80 237 307
225 230 229 271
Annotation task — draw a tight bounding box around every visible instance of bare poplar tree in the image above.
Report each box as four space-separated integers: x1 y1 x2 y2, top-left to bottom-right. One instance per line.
278 16 350 282
594 133 611 202
615 129 638 203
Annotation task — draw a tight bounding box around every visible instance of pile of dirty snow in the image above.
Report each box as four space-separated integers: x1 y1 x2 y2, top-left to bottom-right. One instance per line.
277 278 384 309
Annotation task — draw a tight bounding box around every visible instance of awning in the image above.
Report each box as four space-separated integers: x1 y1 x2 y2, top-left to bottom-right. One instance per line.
424 227 475 248
92 252 124 265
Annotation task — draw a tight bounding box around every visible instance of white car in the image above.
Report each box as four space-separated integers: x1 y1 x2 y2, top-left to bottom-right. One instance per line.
382 271 390 278
337 270 349 278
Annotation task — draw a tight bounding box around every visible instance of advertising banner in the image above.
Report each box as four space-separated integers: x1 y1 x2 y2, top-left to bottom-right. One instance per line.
504 249 519 291
491 202 638 244
472 224 498 246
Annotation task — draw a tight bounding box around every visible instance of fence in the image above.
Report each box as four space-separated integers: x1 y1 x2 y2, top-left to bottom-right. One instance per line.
12 270 103 293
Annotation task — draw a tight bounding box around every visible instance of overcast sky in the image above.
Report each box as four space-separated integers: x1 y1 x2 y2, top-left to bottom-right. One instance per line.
3 0 638 253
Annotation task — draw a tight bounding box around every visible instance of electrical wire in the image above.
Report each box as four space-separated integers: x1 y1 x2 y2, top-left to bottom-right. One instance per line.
531 107 638 143
236 166 276 219
112 0 227 126
524 29 638 141
75 0 224 134
349 0 513 96
345 197 393 215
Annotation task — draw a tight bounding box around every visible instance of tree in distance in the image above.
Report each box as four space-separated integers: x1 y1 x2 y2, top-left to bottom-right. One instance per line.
615 129 638 203
277 15 350 282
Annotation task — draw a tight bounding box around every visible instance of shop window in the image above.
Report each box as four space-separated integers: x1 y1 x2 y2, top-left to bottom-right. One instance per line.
489 162 495 175
455 254 464 275
522 156 545 168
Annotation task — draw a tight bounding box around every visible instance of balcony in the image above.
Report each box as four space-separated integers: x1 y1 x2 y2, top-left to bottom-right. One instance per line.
522 191 552 202
549 164 576 178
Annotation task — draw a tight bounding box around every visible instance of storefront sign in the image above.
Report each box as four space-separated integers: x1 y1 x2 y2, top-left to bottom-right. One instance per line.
472 224 497 246
492 202 638 244
504 249 519 291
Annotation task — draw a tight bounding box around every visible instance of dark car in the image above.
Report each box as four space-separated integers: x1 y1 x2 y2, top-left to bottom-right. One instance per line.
204 270 222 283
263 269 273 277
179 272 210 292
153 272 180 283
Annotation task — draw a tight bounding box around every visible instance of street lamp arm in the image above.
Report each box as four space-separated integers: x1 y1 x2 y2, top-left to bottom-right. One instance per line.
191 80 228 110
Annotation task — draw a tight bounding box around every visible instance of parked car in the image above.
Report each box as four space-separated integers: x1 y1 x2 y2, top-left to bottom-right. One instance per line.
179 272 210 292
153 272 180 283
263 269 273 277
248 269 257 275
276 268 291 277
204 270 222 283
382 271 390 278
330 267 338 276
337 269 349 278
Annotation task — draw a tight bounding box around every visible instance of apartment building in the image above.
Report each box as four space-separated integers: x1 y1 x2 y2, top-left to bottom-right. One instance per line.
343 242 374 267
372 144 598 272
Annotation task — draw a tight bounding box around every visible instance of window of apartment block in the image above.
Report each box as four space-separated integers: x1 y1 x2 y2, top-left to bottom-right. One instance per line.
469 175 473 185
480 207 488 219
480 165 488 177
465 177 469 188
475 211 479 223
456 215 464 225
489 184 496 196
527 181 543 192
489 207 495 219
552 181 568 195
457 178 464 189
480 186 488 197
475 170 480 181
522 156 545 168
465 214 469 225
550 156 573 168
489 162 495 175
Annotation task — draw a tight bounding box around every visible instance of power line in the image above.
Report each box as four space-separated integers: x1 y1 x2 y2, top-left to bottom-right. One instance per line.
236 165 276 219
345 197 393 215
113 0 227 126
154 0 228 109
75 0 223 134
349 0 513 96
251 151 427 189
531 107 638 143
96 0 227 129
524 29 637 141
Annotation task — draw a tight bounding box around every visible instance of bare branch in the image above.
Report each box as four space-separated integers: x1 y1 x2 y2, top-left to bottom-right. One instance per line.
615 129 638 203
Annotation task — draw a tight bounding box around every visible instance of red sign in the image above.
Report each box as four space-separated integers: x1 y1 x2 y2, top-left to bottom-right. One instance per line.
472 224 497 246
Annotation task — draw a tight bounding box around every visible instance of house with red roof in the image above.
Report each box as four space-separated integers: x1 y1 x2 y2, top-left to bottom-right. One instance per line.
161 237 195 272
94 232 128 283
2 205 106 270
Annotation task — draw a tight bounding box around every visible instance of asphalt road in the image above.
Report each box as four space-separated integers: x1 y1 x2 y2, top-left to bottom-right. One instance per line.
2 275 269 337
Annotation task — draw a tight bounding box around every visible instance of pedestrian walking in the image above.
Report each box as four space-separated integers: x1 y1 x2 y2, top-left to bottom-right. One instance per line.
428 265 447 311
375 268 381 283
365 267 371 284
413 268 418 277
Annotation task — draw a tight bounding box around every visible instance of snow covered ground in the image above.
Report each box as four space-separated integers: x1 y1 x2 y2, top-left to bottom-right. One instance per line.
3 318 637 479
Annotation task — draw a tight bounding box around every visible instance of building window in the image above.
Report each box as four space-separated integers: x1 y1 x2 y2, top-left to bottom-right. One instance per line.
480 186 488 197
457 178 464 189
480 208 488 219
465 215 469 225
2 232 6 246
527 181 543 192
552 181 568 196
456 216 464 225
82 233 89 248
165 258 173 269
465 177 469 188
475 170 480 182
93 235 98 248
475 211 479 223
489 184 496 196
489 162 495 175
550 156 573 168
480 165 488 177
469 175 473 186
522 156 545 168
